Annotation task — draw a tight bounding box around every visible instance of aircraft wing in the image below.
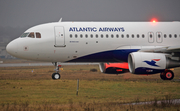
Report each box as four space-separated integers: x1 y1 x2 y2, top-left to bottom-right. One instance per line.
167 45 180 51
139 45 180 53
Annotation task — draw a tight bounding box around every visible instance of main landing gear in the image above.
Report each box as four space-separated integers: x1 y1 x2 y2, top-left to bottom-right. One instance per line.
160 70 174 80
52 62 61 80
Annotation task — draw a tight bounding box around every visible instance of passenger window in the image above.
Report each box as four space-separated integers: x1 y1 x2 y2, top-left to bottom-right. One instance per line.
127 34 129 38
80 34 83 38
174 34 177 38
142 34 145 38
70 34 72 38
36 32 41 38
90 34 93 38
111 34 114 38
164 34 167 38
121 34 124 38
137 34 139 38
169 34 172 38
75 34 78 38
101 34 103 38
85 34 88 38
28 32 35 38
132 34 134 38
96 34 98 38
106 34 108 38
116 34 119 38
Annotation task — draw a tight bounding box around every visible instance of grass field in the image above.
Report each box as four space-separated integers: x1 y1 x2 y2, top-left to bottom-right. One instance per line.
0 64 180 110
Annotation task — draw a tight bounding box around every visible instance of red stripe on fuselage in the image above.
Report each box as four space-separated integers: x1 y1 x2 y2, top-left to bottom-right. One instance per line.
152 59 160 61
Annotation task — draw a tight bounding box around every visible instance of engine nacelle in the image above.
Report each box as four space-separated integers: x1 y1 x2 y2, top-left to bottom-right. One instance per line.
99 63 129 74
128 52 180 74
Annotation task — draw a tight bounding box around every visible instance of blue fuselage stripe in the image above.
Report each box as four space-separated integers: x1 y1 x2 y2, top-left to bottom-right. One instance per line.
67 49 139 62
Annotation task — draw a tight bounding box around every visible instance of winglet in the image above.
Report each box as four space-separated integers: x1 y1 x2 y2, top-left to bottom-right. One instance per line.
59 18 62 22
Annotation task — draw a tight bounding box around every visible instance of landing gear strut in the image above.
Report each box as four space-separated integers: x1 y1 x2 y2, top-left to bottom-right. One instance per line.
52 62 61 80
160 70 174 80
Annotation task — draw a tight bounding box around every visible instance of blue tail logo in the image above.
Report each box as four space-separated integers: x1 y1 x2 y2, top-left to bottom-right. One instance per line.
143 59 160 67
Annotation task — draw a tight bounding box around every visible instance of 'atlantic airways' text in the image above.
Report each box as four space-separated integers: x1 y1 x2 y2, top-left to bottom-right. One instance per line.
69 27 125 32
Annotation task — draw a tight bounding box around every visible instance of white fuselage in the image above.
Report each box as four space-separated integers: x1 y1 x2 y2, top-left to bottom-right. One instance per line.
6 22 180 62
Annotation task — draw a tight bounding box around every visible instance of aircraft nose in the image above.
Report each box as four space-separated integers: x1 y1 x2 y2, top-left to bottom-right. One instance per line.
6 39 18 56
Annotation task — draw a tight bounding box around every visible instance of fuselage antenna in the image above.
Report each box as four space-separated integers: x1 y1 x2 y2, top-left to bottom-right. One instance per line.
59 18 62 22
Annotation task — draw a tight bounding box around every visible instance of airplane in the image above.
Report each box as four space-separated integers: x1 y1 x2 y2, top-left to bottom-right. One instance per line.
6 19 180 80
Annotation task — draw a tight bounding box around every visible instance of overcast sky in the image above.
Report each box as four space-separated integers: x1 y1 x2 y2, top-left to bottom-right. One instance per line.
0 0 180 27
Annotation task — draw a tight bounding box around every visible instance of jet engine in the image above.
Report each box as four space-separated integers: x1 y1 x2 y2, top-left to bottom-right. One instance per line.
99 63 129 74
128 52 180 74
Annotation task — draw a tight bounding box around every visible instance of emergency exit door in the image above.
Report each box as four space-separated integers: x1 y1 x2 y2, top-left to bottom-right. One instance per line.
148 32 154 43
156 32 163 43
54 26 65 47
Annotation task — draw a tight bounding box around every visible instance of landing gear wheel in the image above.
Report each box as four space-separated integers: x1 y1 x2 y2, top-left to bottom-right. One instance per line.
165 70 174 80
52 73 61 80
160 72 166 80
52 62 62 80
160 70 174 80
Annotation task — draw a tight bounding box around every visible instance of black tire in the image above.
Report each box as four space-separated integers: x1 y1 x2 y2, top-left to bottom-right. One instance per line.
52 73 60 80
160 72 166 80
52 73 55 79
164 70 174 80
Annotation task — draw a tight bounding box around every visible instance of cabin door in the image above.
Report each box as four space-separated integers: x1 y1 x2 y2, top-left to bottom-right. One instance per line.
54 26 66 47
